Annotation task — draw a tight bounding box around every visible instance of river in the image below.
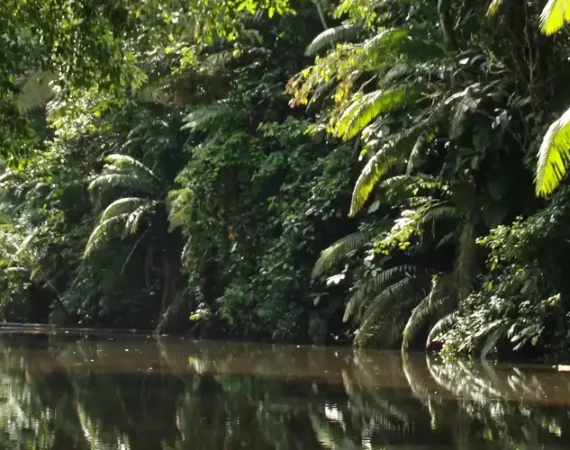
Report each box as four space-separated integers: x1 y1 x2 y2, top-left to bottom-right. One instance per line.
0 331 568 449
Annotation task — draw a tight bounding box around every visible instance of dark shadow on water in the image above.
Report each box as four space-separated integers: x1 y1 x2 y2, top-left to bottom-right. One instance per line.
0 332 570 449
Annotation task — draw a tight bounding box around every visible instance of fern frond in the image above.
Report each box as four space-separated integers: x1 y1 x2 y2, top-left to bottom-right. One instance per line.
84 214 130 257
99 197 146 222
305 23 361 56
345 265 417 322
312 231 370 278
334 88 413 141
540 0 570 35
536 107 570 196
426 311 457 348
181 103 237 132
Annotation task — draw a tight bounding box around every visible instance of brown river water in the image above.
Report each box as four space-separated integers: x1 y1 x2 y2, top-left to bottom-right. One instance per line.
1 331 570 449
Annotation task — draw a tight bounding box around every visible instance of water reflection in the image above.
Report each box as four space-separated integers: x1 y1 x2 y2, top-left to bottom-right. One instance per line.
0 334 570 449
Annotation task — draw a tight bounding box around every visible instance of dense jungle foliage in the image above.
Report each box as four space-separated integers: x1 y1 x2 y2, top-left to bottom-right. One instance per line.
4 0 570 359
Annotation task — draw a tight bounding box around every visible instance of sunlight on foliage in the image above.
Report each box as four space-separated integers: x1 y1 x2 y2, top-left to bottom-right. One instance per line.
536 107 570 196
540 0 570 35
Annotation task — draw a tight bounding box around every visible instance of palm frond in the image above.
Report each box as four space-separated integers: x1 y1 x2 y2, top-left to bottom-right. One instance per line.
355 276 424 346
419 204 460 228
88 174 156 195
435 230 457 250
349 141 411 217
345 265 417 322
305 23 361 56
486 0 504 17
333 88 413 141
535 107 570 196
406 134 427 175
312 231 370 278
540 0 570 35
181 103 238 132
402 274 456 350
125 202 157 235
84 214 130 257
104 154 160 182
426 311 457 348
99 197 146 222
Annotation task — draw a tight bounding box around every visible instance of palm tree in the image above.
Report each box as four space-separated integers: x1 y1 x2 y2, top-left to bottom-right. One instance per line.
85 154 183 332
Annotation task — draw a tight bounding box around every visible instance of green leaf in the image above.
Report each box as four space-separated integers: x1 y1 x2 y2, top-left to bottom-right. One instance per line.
536 107 570 196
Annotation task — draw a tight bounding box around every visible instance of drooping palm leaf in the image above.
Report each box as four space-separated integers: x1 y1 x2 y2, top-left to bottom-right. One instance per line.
426 311 457 349
535 107 570 196
419 204 459 227
104 154 160 183
402 275 455 350
345 265 417 322
333 88 412 141
349 143 407 217
312 231 370 278
181 103 238 132
99 197 146 222
88 174 156 195
406 134 427 175
540 0 570 35
305 23 361 56
84 214 130 257
125 202 158 235
486 0 504 17
355 276 424 346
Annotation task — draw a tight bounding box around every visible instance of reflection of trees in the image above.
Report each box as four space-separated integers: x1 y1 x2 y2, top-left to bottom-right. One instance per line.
403 354 570 449
2 334 570 449
0 335 87 450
